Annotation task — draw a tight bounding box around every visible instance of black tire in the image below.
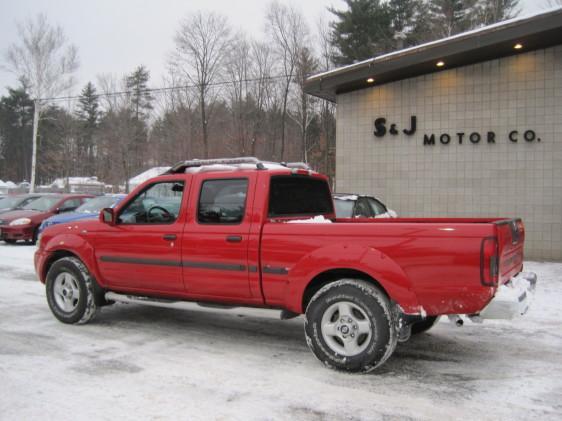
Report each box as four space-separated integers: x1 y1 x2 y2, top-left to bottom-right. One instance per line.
30 227 39 245
304 279 397 373
45 256 98 324
4 239 17 244
411 316 440 335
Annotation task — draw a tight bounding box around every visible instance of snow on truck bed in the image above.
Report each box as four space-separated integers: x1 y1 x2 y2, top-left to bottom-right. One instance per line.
0 243 561 420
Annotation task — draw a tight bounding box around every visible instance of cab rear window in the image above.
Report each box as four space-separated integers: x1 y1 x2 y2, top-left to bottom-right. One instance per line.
268 176 333 217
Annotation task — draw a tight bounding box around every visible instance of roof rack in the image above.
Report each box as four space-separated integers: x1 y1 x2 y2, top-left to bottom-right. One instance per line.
165 157 312 174
165 157 264 174
280 162 310 170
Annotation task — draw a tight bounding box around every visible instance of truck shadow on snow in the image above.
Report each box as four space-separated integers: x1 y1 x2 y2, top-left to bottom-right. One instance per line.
92 303 521 383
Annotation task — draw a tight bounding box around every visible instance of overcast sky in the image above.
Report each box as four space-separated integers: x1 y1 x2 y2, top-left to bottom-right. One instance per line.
0 0 546 98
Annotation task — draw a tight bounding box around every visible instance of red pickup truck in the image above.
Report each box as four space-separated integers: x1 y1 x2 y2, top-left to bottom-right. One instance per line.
34 158 537 373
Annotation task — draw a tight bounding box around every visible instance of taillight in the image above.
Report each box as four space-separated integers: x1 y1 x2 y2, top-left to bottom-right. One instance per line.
480 236 499 286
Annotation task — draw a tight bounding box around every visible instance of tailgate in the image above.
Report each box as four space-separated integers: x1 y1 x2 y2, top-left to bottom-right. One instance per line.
495 218 525 284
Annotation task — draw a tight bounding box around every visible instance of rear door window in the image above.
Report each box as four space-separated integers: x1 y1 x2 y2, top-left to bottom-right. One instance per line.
198 179 248 224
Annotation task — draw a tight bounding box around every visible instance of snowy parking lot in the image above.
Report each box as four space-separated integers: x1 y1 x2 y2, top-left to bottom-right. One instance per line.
0 243 561 421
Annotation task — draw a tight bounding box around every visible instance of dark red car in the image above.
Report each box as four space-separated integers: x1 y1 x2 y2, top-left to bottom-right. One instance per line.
0 194 93 244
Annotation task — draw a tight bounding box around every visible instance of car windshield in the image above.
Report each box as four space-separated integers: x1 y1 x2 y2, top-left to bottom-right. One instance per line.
22 196 61 212
0 196 22 209
334 199 355 218
75 196 121 214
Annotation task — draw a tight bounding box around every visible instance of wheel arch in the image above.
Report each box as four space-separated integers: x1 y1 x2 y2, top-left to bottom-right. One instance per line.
301 268 389 313
43 249 80 281
286 244 421 315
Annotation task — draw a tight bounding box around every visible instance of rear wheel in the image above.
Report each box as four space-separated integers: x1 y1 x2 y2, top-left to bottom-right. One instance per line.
304 279 397 373
4 239 17 244
46 257 98 324
411 316 440 335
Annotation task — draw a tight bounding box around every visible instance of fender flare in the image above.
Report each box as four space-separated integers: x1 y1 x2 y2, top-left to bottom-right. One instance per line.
42 234 104 287
285 244 421 314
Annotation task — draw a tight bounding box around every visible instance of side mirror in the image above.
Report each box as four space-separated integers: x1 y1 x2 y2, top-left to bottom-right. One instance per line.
388 209 398 218
100 208 115 225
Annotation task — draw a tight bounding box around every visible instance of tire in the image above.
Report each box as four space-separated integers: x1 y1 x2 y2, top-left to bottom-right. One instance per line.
45 256 98 324
411 316 440 335
30 228 39 245
4 239 17 244
304 279 397 373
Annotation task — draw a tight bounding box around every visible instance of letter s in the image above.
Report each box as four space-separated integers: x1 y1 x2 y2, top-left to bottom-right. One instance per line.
374 118 387 138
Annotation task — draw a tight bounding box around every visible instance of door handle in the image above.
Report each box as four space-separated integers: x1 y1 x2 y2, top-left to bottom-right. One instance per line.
163 234 177 241
226 235 242 243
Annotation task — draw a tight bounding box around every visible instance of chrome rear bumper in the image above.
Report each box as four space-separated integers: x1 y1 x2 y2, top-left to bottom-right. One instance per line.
479 272 537 320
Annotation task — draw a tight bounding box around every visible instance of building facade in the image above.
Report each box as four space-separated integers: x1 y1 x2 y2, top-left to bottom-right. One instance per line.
306 9 562 261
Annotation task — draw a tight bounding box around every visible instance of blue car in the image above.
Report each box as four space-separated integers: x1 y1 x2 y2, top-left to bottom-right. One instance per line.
38 194 125 235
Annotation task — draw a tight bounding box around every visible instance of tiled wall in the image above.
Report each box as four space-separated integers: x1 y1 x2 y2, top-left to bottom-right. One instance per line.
336 45 562 261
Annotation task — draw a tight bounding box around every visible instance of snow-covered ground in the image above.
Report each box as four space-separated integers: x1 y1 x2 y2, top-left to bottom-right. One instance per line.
0 244 561 421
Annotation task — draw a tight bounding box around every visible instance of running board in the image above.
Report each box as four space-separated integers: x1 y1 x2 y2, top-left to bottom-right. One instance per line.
105 292 238 311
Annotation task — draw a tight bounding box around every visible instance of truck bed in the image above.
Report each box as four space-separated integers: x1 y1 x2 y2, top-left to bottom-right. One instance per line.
260 217 524 315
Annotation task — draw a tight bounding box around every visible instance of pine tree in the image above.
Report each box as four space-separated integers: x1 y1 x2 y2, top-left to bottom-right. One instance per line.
126 65 154 121
124 65 153 185
388 0 432 49
474 0 520 26
0 86 34 182
428 0 478 38
75 82 99 175
329 0 393 65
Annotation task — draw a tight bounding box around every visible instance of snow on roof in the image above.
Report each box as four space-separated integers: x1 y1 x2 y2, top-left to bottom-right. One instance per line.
50 177 104 188
129 167 171 186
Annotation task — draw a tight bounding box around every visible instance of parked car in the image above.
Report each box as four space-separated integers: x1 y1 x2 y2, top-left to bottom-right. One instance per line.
0 194 43 215
333 193 397 219
38 194 126 236
0 194 93 244
35 157 536 373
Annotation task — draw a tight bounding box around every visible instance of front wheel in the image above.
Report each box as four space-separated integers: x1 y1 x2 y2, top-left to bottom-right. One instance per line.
304 279 397 373
4 239 17 244
46 256 98 324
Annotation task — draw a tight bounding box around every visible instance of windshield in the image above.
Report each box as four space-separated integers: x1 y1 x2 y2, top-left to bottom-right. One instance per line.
22 196 61 212
75 196 122 213
334 199 354 218
0 196 22 209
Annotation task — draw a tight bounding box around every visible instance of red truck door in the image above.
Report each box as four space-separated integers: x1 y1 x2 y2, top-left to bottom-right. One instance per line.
181 173 256 299
93 179 187 293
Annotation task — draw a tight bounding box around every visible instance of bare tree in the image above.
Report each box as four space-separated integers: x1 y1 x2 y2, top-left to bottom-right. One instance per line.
226 32 252 155
315 13 336 182
289 47 318 163
3 13 78 191
171 11 231 158
249 41 275 157
266 1 308 161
